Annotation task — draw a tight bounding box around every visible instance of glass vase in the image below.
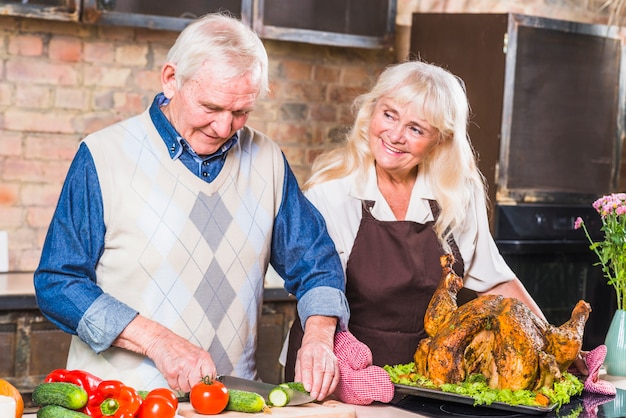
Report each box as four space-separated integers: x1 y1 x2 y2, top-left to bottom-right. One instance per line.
604 309 626 377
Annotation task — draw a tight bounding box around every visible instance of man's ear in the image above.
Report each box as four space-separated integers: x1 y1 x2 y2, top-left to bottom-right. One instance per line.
161 63 177 99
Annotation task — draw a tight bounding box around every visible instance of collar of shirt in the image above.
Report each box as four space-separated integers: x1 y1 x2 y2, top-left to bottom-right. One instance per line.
148 93 238 181
348 164 435 223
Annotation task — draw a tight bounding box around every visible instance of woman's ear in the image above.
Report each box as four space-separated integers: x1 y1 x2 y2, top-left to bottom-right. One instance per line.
161 63 177 99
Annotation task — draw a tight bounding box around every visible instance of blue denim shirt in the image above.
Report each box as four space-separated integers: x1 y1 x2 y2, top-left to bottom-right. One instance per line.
34 93 349 353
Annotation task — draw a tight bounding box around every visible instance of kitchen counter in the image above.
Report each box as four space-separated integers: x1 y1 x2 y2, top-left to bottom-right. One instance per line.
20 373 626 418
10 270 626 417
0 272 38 310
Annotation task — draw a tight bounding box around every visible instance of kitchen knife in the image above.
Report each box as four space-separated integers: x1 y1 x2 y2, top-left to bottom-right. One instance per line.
217 375 316 406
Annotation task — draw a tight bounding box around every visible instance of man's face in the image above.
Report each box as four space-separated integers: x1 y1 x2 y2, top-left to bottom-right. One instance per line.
162 61 259 156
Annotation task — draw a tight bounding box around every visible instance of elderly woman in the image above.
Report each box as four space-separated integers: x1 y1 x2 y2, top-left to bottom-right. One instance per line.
286 60 549 375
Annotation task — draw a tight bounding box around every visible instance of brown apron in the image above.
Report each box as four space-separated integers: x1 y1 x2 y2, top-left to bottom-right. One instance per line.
285 199 469 380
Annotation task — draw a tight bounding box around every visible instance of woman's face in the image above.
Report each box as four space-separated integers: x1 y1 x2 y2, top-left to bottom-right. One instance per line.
368 97 441 179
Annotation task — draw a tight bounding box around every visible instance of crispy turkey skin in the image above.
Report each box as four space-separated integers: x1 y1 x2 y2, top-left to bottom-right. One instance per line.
414 254 591 391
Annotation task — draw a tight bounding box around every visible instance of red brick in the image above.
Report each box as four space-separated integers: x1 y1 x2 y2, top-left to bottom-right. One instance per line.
341 66 378 87
49 36 82 62
8 34 44 56
0 183 19 206
0 131 22 157
116 44 148 67
280 60 312 81
4 109 74 134
313 66 341 83
328 85 367 105
84 41 115 63
0 83 11 106
310 103 339 122
0 206 23 228
26 206 56 228
84 64 132 87
9 228 39 254
248 101 278 122
15 248 42 272
113 92 149 114
21 183 64 207
135 69 161 92
79 113 124 135
55 87 89 110
6 58 79 86
272 81 326 102
3 159 68 183
15 85 52 108
151 44 171 70
266 122 312 145
24 134 80 160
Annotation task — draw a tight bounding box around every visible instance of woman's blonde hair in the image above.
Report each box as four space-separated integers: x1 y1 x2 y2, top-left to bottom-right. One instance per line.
304 60 487 252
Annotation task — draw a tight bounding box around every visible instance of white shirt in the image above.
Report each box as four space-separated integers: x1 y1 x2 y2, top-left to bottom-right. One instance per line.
304 165 515 292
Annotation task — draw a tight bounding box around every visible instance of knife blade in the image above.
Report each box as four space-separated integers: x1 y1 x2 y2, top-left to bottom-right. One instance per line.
217 375 316 406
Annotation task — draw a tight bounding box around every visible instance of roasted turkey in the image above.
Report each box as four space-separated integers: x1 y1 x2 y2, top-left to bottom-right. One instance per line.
413 254 591 391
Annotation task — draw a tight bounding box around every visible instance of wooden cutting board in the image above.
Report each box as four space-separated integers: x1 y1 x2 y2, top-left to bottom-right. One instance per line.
178 400 356 418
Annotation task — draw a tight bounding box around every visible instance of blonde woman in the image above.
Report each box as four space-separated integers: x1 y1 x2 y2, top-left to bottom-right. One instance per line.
286 60 550 376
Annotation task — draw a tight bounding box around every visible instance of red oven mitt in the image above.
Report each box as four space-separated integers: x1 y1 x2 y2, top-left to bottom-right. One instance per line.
583 345 616 396
332 330 395 405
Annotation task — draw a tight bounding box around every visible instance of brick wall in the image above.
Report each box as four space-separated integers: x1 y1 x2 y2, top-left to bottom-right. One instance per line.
1 0 624 272
0 16 392 271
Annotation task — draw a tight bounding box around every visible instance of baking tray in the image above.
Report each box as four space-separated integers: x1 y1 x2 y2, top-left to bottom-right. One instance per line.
394 383 557 415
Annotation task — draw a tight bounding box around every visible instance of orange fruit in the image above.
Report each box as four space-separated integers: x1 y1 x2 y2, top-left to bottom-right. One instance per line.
0 379 24 418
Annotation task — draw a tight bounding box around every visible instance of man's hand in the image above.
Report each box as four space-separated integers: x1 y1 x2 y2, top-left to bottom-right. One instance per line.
294 315 339 400
113 315 217 392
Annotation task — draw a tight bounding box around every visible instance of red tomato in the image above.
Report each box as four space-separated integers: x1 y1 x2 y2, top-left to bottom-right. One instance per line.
138 388 178 418
189 377 229 415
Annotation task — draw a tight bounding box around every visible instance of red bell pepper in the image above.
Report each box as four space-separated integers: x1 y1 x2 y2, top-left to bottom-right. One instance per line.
84 380 142 418
137 388 178 418
44 369 103 415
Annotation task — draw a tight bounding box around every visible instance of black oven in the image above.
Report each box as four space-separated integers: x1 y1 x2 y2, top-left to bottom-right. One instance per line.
494 203 617 350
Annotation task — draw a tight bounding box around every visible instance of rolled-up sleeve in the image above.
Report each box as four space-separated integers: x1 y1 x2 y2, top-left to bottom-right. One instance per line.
270 156 349 331
34 143 138 353
456 185 516 292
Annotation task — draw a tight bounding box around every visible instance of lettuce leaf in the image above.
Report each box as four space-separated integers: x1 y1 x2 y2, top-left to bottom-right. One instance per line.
383 362 584 408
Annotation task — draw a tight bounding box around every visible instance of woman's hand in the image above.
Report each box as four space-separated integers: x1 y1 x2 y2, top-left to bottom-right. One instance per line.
572 350 589 376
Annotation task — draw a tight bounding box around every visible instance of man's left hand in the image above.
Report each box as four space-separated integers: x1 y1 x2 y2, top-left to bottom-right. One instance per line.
294 315 339 400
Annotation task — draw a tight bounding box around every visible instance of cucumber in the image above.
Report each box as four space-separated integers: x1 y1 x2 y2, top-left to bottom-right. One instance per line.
225 389 270 413
268 386 290 407
32 382 88 410
37 405 90 418
279 381 310 395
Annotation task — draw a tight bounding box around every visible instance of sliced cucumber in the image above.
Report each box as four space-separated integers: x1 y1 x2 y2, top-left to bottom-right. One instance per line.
268 386 290 407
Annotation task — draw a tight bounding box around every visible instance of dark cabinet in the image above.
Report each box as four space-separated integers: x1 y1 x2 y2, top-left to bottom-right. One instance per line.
0 0 395 49
81 0 249 32
410 13 625 206
0 0 79 21
253 0 396 48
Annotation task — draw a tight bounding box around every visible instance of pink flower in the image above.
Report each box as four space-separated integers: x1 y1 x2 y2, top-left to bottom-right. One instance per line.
574 217 583 230
582 193 626 311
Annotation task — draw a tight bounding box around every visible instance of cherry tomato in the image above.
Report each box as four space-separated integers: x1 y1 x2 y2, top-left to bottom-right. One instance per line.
138 388 178 418
189 376 229 415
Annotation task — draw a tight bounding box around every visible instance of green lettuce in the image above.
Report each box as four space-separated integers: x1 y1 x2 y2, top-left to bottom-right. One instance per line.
383 362 583 409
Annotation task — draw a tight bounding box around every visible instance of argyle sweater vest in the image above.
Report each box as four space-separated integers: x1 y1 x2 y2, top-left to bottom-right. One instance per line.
66 109 284 389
